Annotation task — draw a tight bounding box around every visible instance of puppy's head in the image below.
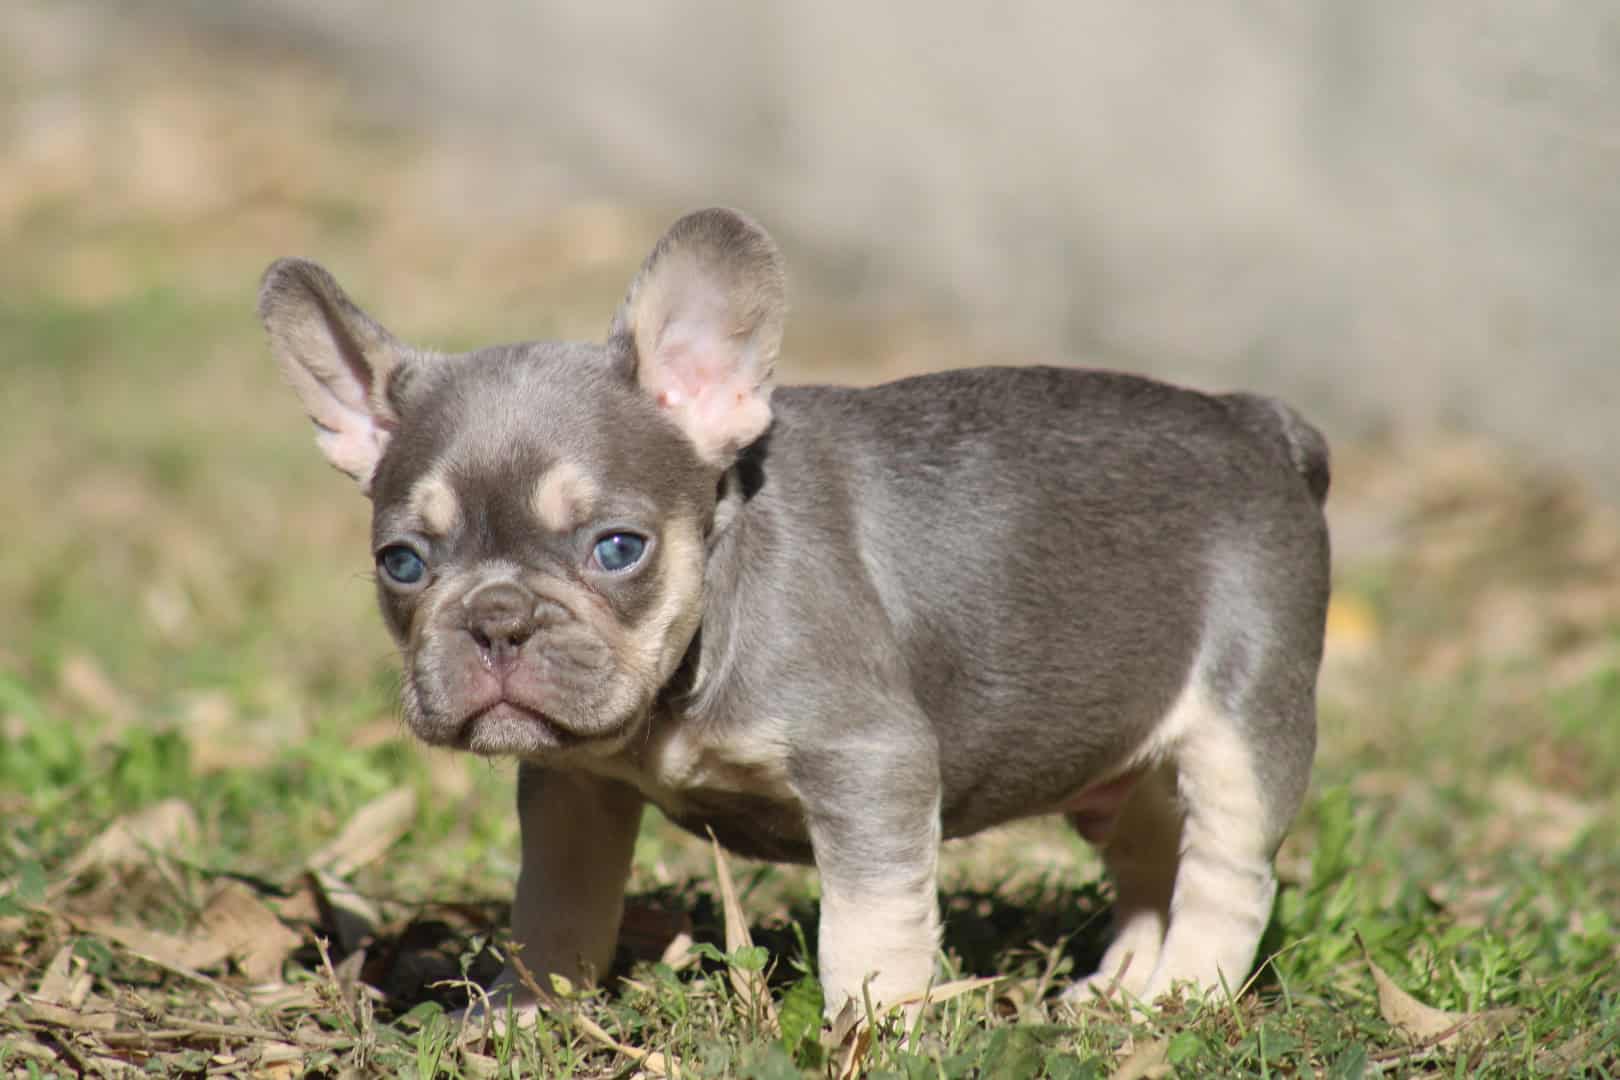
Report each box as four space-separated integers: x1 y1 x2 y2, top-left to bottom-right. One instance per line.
259 209 785 758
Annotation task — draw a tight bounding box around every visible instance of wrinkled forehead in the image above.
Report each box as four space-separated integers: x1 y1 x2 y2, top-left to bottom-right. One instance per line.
371 343 710 540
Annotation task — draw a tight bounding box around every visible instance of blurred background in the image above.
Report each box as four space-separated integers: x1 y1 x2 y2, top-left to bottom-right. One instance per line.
11 1 1620 472
3 0 1617 899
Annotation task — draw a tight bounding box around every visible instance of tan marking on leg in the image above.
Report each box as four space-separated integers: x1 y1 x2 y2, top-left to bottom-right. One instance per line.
531 461 597 533
1140 691 1277 1002
808 786 944 1022
1065 764 1181 1002
409 471 462 536
818 875 941 1018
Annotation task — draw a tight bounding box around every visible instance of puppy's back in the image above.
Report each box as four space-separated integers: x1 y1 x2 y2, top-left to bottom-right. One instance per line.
733 366 1329 833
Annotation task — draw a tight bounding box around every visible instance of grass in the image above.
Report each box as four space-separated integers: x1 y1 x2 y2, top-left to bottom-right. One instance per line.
2 19 1618 1076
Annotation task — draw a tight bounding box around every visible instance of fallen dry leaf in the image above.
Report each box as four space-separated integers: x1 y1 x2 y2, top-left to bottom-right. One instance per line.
1110 1037 1171 1080
825 996 862 1051
20 997 118 1031
56 797 200 887
821 972 1002 1076
304 868 381 953
490 955 683 1077
571 1008 683 1078
659 931 696 971
1534 1029 1605 1074
833 1021 874 1080
709 830 779 1032
331 945 375 1019
620 900 694 965
881 974 1002 1011
83 914 229 973
307 788 417 878
34 943 90 1007
268 876 323 925
185 690 275 773
248 980 326 1015
823 974 1002 1051
58 652 136 729
1482 776 1599 855
255 1040 307 1067
460 1050 501 1079
199 879 303 983
1358 934 1520 1051
1 1033 57 1068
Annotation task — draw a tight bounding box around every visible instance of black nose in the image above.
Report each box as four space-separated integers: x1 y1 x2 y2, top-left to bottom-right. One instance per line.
463 581 538 671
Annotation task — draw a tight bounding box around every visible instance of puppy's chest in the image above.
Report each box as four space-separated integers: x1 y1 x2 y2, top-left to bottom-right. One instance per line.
600 717 814 861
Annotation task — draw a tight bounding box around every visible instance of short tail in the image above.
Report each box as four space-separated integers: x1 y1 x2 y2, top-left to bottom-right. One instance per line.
1222 393 1331 505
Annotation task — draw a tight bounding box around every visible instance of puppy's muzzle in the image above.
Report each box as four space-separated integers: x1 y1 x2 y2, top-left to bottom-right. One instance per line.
462 580 541 676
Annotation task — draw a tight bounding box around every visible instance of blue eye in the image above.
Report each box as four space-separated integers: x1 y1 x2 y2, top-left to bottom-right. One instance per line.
378 544 426 585
593 533 646 572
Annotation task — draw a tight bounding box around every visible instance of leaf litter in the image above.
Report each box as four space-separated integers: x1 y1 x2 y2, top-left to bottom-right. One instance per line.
2 792 458 1075
13 781 1602 1074
1356 933 1521 1061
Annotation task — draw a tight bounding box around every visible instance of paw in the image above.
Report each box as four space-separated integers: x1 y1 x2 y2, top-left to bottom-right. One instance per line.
819 943 938 1023
448 969 545 1041
1061 970 1124 1003
1059 969 1152 1015
1059 949 1163 1013
822 977 928 1045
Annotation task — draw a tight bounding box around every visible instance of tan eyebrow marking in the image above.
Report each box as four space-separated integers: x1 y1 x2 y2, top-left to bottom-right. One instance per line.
409 471 462 536
532 461 597 533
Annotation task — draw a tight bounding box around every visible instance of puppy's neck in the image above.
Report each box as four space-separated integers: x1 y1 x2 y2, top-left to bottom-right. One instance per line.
707 431 771 546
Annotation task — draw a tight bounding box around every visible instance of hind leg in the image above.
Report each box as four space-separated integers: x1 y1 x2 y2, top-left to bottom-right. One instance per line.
1137 699 1294 1001
1063 764 1182 1001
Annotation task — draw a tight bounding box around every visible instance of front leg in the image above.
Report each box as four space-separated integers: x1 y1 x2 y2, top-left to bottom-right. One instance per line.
494 764 644 1004
796 738 943 1017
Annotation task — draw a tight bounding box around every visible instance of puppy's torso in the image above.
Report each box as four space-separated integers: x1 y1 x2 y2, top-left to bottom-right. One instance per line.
592 365 1329 860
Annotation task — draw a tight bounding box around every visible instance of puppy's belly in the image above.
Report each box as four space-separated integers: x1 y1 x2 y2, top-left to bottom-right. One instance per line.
1053 769 1147 844
663 791 816 864
661 771 1146 862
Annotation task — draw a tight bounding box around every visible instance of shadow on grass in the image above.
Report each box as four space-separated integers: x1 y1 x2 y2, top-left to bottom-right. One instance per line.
340 876 1134 1017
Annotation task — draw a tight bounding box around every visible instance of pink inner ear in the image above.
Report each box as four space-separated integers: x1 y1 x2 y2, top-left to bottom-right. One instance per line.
315 422 391 490
646 334 770 459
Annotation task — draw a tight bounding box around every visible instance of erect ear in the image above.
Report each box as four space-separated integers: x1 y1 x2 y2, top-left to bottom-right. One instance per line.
608 208 786 464
257 259 408 496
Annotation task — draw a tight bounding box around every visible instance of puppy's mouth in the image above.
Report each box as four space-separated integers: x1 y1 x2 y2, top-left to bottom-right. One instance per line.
456 698 588 756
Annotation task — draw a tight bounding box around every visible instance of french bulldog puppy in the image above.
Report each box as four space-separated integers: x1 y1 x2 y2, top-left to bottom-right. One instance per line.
258 208 1330 1018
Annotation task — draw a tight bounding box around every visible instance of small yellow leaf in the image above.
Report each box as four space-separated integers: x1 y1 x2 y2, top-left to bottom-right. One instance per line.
1326 593 1379 653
